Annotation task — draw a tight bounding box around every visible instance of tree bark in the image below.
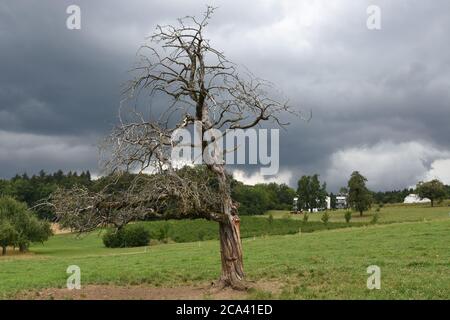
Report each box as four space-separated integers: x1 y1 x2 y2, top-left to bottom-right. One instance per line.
209 163 247 290
218 213 246 290
2 246 6 256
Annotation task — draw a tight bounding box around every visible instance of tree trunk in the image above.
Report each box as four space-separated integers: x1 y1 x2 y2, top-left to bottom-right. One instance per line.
19 244 27 253
207 158 247 290
218 214 246 290
431 199 434 207
2 246 6 256
360 210 363 217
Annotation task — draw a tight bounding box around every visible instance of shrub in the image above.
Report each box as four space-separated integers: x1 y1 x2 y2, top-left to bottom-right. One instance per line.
321 211 329 225
303 212 309 223
198 230 206 241
102 230 121 248
158 223 171 243
103 224 150 248
344 211 352 223
371 212 379 224
268 214 274 225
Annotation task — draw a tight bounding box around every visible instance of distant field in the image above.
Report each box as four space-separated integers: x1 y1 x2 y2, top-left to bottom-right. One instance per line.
1 204 449 299
266 201 450 224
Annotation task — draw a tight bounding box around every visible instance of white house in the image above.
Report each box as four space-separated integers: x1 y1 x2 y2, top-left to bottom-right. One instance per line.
335 195 348 209
325 195 348 210
403 194 431 204
292 197 327 212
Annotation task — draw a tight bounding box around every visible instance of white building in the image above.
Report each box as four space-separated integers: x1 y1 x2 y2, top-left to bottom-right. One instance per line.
335 196 348 209
292 197 327 212
403 194 431 204
326 196 331 210
325 195 348 210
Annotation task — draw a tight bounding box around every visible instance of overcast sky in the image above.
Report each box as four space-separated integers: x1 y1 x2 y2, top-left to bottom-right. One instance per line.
1 0 449 191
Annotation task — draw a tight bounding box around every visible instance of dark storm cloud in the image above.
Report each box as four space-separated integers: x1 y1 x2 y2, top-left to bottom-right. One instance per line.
0 0 449 190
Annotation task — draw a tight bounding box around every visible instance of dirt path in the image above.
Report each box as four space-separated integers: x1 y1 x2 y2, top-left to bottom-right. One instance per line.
17 281 282 300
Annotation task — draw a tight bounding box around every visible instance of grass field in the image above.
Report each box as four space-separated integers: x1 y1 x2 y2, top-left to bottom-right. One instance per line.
266 201 450 224
0 204 449 299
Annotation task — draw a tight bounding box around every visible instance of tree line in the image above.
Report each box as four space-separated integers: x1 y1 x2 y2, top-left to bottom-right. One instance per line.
295 171 449 215
0 170 92 220
0 170 296 220
1 169 448 222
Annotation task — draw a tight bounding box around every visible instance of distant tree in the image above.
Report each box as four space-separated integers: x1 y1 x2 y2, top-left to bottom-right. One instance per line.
344 210 352 223
0 220 17 255
347 171 372 216
230 180 295 215
416 179 447 207
339 187 349 195
372 188 413 204
278 184 297 204
297 176 310 211
330 192 337 210
0 170 93 220
0 196 52 253
297 174 327 211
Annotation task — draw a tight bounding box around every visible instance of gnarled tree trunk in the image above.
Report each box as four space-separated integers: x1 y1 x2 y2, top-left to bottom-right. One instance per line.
218 213 245 290
210 164 246 290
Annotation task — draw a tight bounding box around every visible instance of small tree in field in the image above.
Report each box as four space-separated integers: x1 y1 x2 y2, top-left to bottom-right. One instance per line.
0 196 52 254
297 174 327 212
0 220 16 255
416 179 447 207
347 171 372 216
49 7 301 290
321 211 329 225
344 210 352 223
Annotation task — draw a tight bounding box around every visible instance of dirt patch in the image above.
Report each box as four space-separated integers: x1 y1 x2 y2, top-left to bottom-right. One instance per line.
16 281 282 300
0 248 35 259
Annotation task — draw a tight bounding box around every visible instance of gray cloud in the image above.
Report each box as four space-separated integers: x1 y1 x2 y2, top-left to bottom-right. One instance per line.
0 0 449 190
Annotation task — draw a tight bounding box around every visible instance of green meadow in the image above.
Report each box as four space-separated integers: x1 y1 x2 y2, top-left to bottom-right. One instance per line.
0 204 449 299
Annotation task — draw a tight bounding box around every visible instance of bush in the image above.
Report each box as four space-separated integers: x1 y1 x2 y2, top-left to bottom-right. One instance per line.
198 230 206 241
303 212 309 223
371 212 379 224
321 211 330 225
103 224 150 248
344 211 352 223
268 214 274 225
158 223 171 243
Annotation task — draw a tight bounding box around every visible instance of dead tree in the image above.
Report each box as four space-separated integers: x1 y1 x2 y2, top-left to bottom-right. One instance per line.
51 7 300 290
